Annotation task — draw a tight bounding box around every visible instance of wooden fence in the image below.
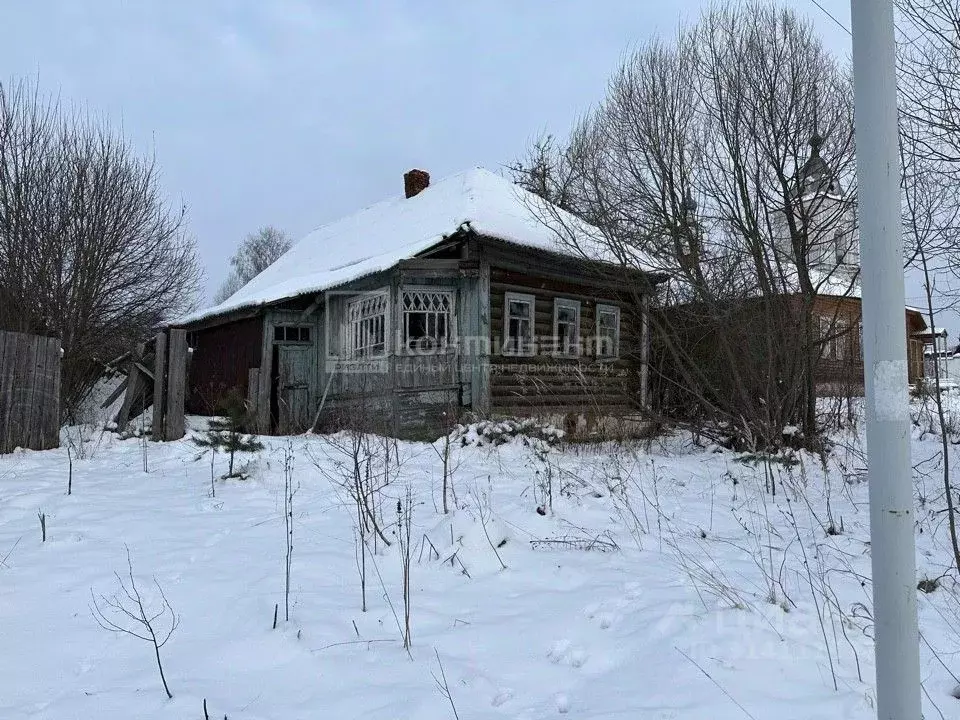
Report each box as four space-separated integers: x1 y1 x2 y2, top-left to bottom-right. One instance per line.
106 329 188 441
0 330 61 454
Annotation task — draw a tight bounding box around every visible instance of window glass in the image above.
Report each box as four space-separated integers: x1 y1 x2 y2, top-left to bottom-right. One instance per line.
504 293 535 355
275 325 312 344
347 293 388 358
402 289 453 352
596 305 620 358
554 299 581 355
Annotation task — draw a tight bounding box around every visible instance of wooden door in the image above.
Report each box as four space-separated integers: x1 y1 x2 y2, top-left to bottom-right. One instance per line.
277 345 313 433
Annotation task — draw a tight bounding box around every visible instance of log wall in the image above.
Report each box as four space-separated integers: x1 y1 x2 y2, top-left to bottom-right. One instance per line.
488 268 643 416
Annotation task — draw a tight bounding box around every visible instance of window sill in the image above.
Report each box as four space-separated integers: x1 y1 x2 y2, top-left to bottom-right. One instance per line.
328 354 391 362
399 345 457 355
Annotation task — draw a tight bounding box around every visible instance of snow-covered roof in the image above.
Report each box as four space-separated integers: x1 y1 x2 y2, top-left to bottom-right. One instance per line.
179 168 635 325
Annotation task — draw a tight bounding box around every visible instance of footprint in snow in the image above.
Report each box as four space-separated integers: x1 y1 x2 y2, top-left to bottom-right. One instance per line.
556 693 571 714
491 689 514 707
548 640 588 668
583 603 618 629
596 611 616 629
548 639 571 663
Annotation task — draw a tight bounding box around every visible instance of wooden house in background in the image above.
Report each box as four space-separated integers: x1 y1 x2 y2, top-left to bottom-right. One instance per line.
812 296 926 393
173 169 665 438
652 135 928 411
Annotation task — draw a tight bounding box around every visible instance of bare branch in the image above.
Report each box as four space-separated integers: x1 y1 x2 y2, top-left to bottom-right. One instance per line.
89 547 178 699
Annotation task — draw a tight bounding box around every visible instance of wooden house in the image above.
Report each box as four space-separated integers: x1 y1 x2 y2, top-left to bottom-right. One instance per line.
652 132 929 400
812 296 927 393
652 289 927 421
173 169 665 438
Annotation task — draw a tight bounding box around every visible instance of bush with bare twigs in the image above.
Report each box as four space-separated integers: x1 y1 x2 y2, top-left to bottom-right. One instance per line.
90 548 179 699
0 77 202 415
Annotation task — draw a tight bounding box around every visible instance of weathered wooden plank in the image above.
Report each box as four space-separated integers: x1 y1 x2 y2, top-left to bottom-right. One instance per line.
50 339 62 440
390 276 401 436
100 376 129 409
0 331 10 453
152 331 167 440
133 361 154 381
2 333 22 452
35 338 57 449
393 353 458 388
4 333 24 451
296 294 323 324
29 336 48 448
492 393 633 407
115 361 143 433
491 380 633 395
16 334 38 449
104 350 132 372
476 257 491 415
27 335 46 449
164 329 188 440
0 331 61 453
397 258 465 272
277 345 313 433
170 305 261 333
247 367 260 422
42 338 61 449
257 316 273 434
5 332 21 452
490 361 630 374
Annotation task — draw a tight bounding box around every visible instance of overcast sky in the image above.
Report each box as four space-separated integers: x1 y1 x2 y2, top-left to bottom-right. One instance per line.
8 1 948 332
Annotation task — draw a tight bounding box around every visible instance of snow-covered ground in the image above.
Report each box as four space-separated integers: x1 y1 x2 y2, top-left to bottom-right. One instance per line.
1 413 959 719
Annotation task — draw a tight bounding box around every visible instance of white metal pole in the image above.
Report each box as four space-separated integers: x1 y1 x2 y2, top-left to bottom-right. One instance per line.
849 2 921 718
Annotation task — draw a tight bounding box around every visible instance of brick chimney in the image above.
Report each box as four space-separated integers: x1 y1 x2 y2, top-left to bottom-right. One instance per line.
404 169 430 199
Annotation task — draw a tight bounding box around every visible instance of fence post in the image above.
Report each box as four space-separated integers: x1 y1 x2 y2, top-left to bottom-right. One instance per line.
152 331 168 440
164 329 188 441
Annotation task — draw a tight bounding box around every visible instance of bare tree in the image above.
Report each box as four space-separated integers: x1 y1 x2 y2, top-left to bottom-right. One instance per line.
312 421 399 613
214 225 292 303
897 0 960 572
897 0 960 170
900 118 960 576
90 547 179 699
512 3 857 449
0 77 203 415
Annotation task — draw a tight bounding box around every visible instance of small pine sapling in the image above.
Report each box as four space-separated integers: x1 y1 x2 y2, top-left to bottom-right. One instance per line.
193 388 263 480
